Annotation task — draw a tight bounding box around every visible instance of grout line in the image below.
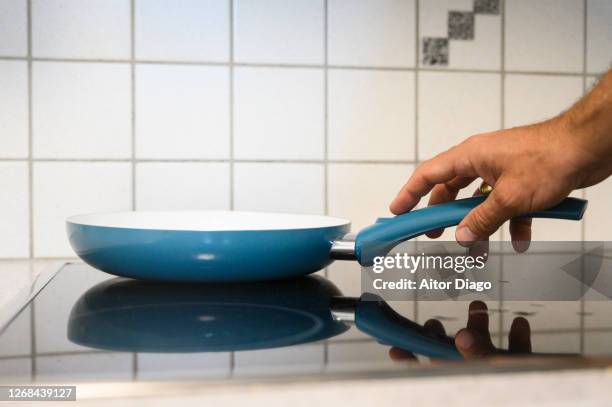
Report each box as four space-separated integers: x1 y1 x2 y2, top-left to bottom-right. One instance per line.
130 0 136 211
323 0 329 281
132 353 138 381
0 158 421 165
579 0 588 354
413 0 420 323
26 0 33 260
0 55 595 77
497 0 506 346
129 0 137 373
229 0 235 210
229 0 235 372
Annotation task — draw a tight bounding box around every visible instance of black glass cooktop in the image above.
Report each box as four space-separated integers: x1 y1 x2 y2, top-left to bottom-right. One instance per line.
1 262 611 385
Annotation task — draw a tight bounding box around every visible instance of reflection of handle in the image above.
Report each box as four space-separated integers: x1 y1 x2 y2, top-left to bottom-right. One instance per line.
355 196 588 266
355 293 462 360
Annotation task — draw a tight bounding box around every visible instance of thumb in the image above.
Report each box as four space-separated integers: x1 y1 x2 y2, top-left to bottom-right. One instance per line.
456 186 522 245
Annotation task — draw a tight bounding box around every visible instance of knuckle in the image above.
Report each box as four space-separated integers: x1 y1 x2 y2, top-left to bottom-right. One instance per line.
463 134 482 147
491 189 522 213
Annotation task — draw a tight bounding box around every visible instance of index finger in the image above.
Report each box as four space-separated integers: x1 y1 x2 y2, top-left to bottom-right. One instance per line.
390 146 476 214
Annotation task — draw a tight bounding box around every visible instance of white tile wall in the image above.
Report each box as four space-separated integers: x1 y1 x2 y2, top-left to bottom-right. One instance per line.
135 0 229 62
0 61 28 158
418 71 501 159
33 162 131 257
419 0 501 70
504 74 583 128
328 0 416 68
586 0 612 74
32 62 131 159
234 0 324 64
136 162 230 210
328 163 412 230
32 0 131 59
0 0 27 57
234 162 324 214
234 67 324 160
505 0 584 73
0 163 29 258
328 69 415 161
135 64 229 159
0 1 609 303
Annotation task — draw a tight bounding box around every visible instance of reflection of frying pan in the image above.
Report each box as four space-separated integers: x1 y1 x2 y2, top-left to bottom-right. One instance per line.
67 275 462 359
66 196 587 282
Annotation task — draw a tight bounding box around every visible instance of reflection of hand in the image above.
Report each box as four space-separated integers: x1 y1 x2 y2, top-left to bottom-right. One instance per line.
389 301 531 361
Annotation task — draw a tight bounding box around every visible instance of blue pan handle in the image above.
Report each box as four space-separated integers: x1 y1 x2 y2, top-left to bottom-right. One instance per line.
355 196 588 266
355 293 462 360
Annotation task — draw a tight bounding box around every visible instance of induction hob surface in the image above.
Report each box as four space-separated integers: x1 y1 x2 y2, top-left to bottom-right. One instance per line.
1 262 611 387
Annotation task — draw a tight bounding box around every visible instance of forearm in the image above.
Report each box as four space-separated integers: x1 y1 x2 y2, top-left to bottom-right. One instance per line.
561 70 612 183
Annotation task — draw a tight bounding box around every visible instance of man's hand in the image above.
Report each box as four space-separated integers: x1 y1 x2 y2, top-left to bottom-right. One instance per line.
390 70 612 248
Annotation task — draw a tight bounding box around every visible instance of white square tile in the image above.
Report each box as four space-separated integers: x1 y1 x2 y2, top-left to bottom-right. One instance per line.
585 180 612 240
586 75 600 91
505 0 583 73
327 261 363 297
418 71 500 159
135 0 229 62
0 0 27 56
328 0 416 67
419 0 501 70
135 64 229 159
0 163 29 258
0 61 28 158
136 162 230 210
33 162 132 257
328 69 415 161
32 62 131 159
505 74 583 128
328 163 413 231
234 0 324 64
234 67 324 160
234 163 325 214
32 0 130 59
587 0 612 74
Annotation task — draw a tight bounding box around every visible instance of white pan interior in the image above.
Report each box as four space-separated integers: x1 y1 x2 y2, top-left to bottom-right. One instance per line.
67 211 351 232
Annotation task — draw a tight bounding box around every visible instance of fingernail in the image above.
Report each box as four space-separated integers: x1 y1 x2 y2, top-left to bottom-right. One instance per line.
455 330 474 350
456 226 478 247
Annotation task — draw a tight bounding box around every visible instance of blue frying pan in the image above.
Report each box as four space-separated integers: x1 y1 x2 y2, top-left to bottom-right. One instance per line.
66 196 587 282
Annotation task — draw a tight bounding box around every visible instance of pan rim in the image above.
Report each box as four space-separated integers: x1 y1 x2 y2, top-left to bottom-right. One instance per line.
66 210 351 232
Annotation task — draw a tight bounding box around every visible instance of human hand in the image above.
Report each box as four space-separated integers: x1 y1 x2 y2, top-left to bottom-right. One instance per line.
389 70 612 249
